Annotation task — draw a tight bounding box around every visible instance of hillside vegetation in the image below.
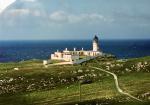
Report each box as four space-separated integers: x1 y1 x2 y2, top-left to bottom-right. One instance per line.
0 56 150 105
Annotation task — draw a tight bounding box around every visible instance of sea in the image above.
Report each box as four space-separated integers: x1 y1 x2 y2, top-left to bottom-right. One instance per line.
0 40 150 62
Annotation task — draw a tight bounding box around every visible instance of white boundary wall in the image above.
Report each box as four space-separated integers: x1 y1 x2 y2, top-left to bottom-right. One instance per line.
71 56 98 64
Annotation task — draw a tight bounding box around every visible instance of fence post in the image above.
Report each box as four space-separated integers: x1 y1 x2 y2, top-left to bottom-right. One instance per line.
79 81 81 102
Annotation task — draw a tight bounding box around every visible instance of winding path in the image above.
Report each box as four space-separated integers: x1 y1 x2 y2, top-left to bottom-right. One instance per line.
90 66 143 102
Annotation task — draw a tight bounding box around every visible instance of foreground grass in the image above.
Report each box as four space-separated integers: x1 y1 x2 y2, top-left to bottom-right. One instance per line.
119 73 150 101
0 56 150 105
0 73 149 105
0 77 118 105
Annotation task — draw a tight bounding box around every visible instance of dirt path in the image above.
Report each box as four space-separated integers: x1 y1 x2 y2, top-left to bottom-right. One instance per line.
90 66 143 102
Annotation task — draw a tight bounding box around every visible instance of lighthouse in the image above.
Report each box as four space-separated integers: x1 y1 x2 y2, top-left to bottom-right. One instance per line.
51 35 102 63
93 35 100 51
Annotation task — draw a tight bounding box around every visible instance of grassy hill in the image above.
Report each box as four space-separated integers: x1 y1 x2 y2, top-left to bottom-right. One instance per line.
0 56 150 105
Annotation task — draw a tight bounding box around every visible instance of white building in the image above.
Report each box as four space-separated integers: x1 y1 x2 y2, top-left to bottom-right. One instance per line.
51 35 102 62
51 50 79 62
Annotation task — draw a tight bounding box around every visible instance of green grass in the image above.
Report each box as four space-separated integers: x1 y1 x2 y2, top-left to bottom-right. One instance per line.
0 77 119 105
0 73 149 105
0 56 150 105
49 60 66 64
118 73 150 100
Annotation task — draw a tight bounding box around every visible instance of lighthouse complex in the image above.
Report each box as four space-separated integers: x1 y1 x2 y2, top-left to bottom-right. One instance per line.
49 35 103 64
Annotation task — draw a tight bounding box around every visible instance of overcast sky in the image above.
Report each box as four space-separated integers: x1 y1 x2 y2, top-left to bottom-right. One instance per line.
0 0 150 40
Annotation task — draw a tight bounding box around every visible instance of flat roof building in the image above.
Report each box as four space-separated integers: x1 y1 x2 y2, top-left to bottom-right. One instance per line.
51 35 102 62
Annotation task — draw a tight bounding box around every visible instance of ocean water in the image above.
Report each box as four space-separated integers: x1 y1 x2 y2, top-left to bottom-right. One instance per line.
0 40 150 62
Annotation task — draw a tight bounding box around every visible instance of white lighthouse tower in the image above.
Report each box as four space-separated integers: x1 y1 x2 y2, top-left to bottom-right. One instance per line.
93 35 100 51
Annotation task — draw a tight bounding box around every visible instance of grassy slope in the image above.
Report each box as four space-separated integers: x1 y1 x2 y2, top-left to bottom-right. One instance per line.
0 56 150 105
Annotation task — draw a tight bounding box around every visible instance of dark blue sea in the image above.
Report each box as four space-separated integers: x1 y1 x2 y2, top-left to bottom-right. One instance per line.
0 40 150 62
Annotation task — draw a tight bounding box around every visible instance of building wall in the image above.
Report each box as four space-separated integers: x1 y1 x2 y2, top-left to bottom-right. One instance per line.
63 54 79 61
51 50 102 61
72 56 98 64
51 52 80 62
93 42 99 51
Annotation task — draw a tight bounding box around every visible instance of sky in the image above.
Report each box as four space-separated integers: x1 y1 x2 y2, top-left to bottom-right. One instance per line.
0 0 150 40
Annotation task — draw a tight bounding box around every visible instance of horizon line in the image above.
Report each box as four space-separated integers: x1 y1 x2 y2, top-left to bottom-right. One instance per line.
0 38 150 41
